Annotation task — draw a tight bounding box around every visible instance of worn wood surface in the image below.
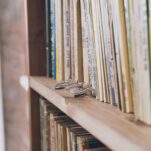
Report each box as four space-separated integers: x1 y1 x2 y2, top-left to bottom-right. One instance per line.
30 76 151 151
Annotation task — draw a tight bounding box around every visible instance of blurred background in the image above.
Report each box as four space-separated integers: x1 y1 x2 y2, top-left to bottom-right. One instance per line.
0 0 30 151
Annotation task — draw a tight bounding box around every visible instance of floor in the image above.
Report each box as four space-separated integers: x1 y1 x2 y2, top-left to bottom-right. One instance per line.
0 0 30 151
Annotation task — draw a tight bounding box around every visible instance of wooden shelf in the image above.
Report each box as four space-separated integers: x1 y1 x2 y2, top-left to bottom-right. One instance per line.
30 76 151 151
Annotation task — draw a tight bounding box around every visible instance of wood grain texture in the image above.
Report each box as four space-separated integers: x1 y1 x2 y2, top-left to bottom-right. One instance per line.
30 76 151 151
25 0 47 150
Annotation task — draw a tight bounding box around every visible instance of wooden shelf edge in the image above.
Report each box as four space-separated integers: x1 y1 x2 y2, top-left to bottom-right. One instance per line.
29 76 151 151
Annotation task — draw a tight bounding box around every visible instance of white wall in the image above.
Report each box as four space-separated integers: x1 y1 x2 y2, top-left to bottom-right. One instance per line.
0 47 5 151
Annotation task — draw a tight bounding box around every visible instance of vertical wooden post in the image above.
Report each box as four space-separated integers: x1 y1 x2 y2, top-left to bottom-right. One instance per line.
25 0 46 150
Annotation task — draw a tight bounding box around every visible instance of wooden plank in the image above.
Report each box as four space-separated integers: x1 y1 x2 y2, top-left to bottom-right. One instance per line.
29 89 41 151
25 0 47 150
29 76 151 151
26 0 46 76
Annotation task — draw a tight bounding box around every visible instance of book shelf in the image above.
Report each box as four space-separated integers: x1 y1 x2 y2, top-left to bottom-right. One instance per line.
26 0 151 151
30 76 151 151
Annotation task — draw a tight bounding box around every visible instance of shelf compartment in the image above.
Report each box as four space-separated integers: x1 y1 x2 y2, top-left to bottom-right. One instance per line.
30 76 151 151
